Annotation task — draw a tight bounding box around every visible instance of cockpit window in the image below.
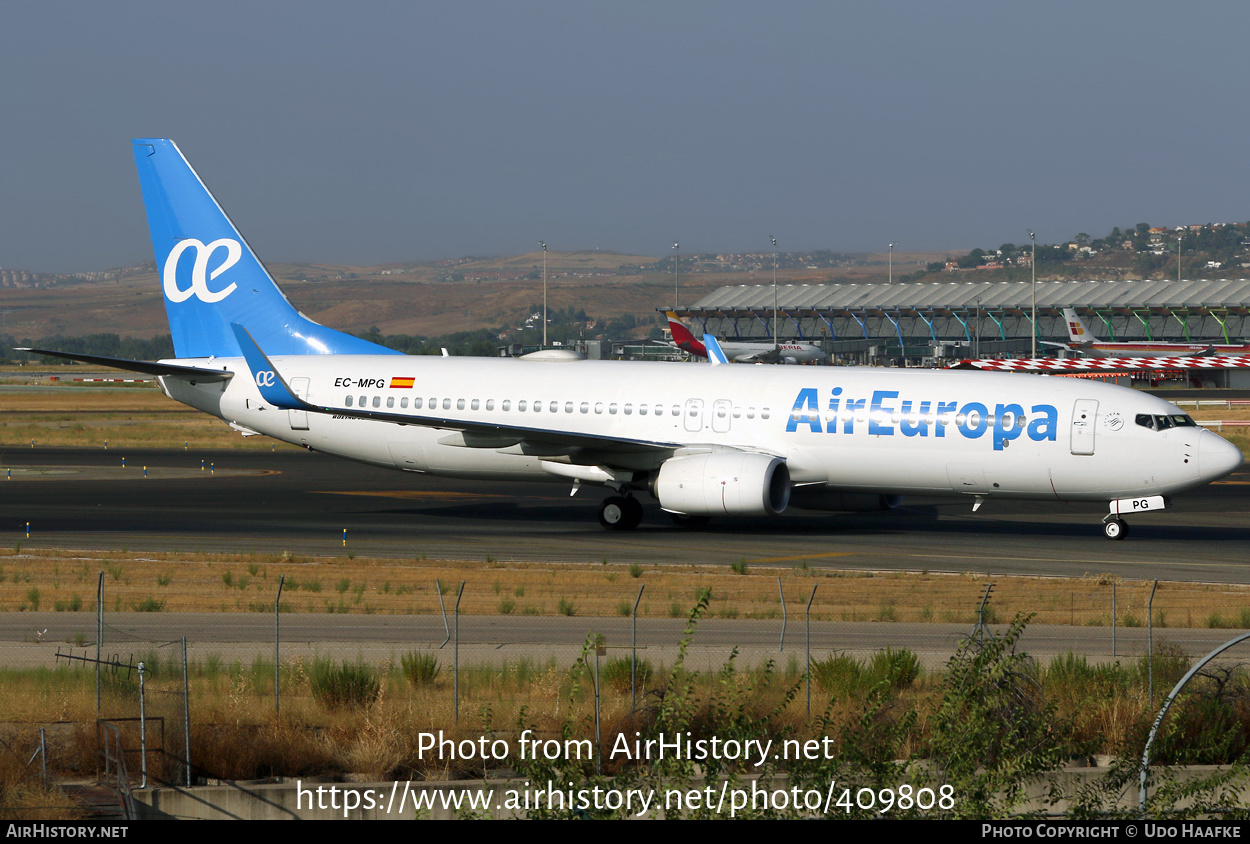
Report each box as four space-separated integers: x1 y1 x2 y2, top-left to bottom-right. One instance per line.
1136 413 1197 432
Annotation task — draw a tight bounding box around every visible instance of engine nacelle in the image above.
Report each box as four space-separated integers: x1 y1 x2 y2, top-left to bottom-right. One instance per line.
654 452 790 516
788 489 902 512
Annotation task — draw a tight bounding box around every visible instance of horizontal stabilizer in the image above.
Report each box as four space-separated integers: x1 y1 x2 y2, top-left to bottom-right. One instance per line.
14 348 234 381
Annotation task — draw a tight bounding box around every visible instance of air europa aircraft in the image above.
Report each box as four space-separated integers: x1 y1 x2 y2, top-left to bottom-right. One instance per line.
23 140 1243 540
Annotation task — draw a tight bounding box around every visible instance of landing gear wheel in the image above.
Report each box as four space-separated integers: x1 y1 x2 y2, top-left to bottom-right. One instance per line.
670 513 712 528
599 496 643 530
1103 518 1129 541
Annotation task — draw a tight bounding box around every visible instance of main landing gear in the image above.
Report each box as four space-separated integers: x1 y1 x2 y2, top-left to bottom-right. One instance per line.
598 495 643 530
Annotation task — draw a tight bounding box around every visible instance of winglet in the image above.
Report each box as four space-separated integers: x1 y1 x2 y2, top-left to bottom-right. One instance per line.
229 323 307 409
703 334 729 365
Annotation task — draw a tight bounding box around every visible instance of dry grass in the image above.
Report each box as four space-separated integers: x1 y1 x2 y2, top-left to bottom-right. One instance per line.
0 547 1248 627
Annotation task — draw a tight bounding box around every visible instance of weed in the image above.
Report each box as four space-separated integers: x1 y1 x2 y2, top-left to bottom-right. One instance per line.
498 599 516 615
556 597 577 617
133 596 165 612
309 658 380 709
400 652 440 688
336 578 351 594
602 657 653 693
156 572 172 587
25 587 40 611
628 564 643 579
730 559 749 576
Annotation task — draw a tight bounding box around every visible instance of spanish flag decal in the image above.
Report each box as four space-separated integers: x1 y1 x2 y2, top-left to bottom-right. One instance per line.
389 377 415 389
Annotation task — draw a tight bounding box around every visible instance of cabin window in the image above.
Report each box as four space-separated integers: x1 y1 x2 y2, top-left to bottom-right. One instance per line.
580 402 589 414
401 397 409 409
761 408 770 420
345 395 354 407
439 398 449 410
428 397 436 408
518 400 528 412
595 402 604 414
372 396 381 408
414 397 423 409
732 407 740 418
502 400 511 411
387 396 395 409
565 402 574 413
457 399 465 410
358 395 366 407
471 399 479 411
550 402 559 413
609 403 618 415
672 405 681 416
624 403 633 415
486 399 494 411
639 405 648 416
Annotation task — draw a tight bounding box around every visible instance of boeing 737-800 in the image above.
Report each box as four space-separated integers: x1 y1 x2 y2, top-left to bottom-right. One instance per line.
22 140 1243 540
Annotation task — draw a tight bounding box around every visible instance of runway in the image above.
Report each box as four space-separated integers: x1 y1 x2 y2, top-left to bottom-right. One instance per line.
1 446 1248 583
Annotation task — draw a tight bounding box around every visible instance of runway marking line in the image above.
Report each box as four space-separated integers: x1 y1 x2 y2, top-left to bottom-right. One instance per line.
747 552 857 563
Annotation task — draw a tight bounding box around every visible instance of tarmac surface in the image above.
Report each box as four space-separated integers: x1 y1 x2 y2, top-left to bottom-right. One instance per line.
0 446 1247 583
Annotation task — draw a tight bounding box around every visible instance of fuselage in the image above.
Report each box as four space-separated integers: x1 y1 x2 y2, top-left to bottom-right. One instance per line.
158 355 1241 504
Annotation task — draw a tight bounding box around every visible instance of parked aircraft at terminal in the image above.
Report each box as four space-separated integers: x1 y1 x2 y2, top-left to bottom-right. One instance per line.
664 312 828 364
1045 308 1250 357
21 140 1244 540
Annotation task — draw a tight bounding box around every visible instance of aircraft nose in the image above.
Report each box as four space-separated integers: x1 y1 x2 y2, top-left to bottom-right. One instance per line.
1199 429 1244 483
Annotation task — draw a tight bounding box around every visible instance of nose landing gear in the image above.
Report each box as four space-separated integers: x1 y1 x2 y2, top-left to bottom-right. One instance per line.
599 495 643 530
1103 517 1129 540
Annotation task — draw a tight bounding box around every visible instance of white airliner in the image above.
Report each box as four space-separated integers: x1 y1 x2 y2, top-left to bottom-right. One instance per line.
1045 308 1250 357
23 140 1243 540
665 312 828 364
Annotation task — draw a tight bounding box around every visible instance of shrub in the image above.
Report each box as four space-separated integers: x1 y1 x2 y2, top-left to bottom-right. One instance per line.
601 656 653 693
400 652 440 688
309 658 380 709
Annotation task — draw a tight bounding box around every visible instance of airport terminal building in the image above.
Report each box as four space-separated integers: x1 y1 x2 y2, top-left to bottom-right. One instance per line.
671 278 1250 368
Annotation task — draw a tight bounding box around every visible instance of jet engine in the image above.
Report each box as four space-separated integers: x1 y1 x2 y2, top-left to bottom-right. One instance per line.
654 452 790 516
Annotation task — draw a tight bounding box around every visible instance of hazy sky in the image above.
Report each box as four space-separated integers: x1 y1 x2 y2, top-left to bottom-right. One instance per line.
4 1 1249 273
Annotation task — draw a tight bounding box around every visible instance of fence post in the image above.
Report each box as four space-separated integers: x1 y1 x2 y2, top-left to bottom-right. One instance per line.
182 637 190 787
778 577 786 652
274 575 285 717
1115 585 1125 665
805 584 818 718
138 662 147 789
436 580 450 649
454 581 466 724
1147 580 1158 708
631 584 644 713
96 572 104 714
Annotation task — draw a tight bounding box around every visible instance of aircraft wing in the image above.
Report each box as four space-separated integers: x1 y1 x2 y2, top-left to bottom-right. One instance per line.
732 347 782 364
14 348 235 381
229 324 682 455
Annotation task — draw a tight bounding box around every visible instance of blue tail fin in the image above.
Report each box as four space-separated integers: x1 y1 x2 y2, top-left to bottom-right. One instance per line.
132 139 399 359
